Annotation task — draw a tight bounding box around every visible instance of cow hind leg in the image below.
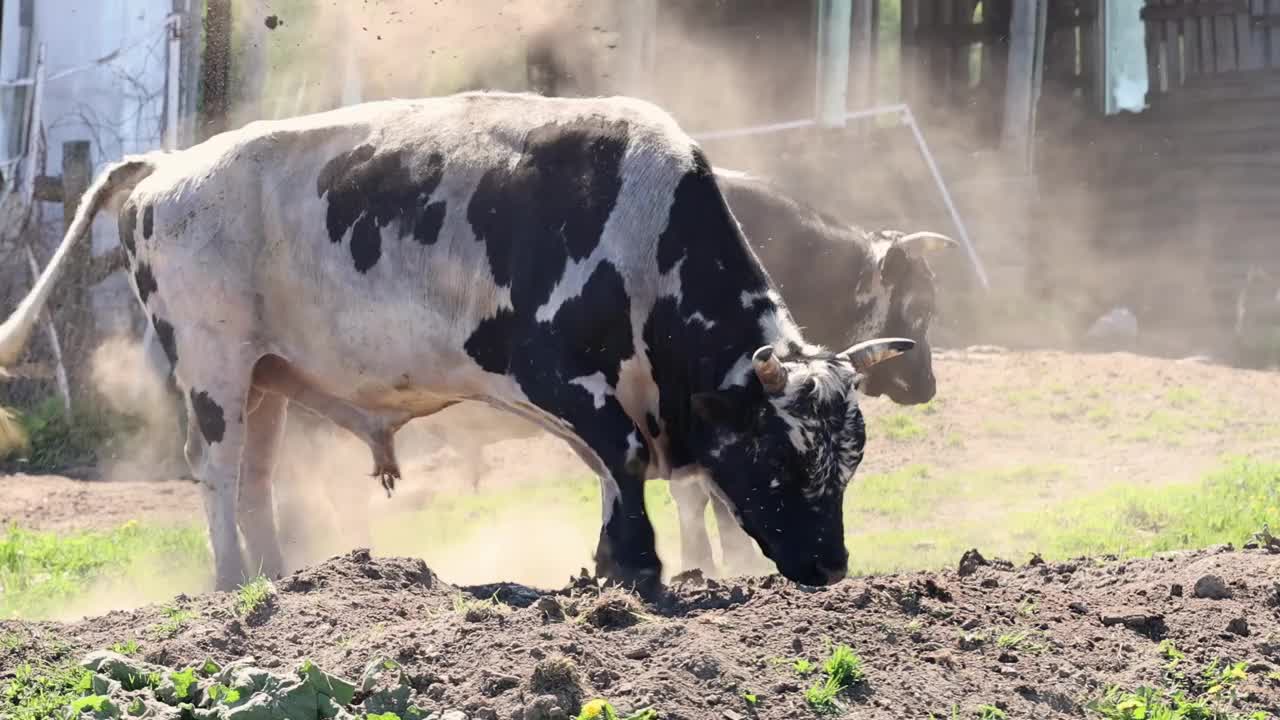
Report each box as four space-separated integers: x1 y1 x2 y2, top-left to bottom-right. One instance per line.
179 353 257 592
237 387 289 580
668 475 717 576
710 493 771 576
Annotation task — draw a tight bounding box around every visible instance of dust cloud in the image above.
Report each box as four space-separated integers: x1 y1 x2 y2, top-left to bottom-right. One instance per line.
89 335 185 483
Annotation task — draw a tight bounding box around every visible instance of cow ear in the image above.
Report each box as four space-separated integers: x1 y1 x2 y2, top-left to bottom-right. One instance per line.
691 391 744 427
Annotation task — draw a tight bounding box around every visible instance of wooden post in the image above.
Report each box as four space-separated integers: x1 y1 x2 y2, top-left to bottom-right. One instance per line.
47 141 95 408
1001 0 1042 170
199 0 232 141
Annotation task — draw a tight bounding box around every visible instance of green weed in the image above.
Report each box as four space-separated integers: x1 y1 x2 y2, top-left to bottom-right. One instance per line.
0 659 92 720
234 575 275 617
1085 685 1268 720
108 639 140 657
977 705 1006 720
803 644 866 712
151 604 197 639
577 698 657 720
792 658 816 676
1158 639 1186 671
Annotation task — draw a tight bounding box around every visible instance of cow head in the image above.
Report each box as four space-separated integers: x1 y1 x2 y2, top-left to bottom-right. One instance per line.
859 231 956 405
689 338 914 586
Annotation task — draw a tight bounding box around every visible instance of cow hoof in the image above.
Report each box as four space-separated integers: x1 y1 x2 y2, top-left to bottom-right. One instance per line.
598 564 663 602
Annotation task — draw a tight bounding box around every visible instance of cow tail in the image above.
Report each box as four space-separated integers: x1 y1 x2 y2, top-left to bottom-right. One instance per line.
0 154 159 366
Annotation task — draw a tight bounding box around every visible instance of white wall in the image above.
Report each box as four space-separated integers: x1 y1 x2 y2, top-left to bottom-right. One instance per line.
5 0 174 343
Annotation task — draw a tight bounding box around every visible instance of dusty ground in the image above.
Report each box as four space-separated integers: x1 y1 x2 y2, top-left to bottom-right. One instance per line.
5 545 1280 719
5 347 1278 538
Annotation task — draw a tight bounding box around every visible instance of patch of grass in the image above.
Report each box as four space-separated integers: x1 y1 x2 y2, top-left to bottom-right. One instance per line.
0 659 93 720
792 658 816 676
741 691 759 707
803 644 866 712
452 592 511 622
1165 386 1203 408
234 575 275 617
977 705 1006 720
875 412 927 442
847 464 1067 521
150 604 197 639
995 629 1048 655
1086 402 1116 427
10 396 144 472
0 520 208 620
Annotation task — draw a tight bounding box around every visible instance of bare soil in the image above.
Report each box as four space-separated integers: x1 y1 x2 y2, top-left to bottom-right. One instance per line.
5 546 1280 718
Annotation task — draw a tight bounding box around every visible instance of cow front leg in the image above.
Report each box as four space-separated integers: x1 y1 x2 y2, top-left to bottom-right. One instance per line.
237 388 288 580
563 404 662 598
594 463 661 598
668 474 717 576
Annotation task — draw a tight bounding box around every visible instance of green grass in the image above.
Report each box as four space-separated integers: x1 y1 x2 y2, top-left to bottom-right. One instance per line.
847 463 1067 521
0 520 208 620
845 456 1280 575
873 412 927 442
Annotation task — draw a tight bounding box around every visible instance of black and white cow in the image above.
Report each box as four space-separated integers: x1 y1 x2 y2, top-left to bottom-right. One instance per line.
673 168 957 574
0 91 913 595
416 167 959 576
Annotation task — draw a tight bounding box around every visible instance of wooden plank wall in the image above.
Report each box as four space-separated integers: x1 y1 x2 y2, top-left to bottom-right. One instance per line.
1142 0 1280 92
1031 1 1280 344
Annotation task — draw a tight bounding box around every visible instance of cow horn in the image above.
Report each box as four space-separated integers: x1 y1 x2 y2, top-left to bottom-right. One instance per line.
752 346 788 394
895 231 958 256
839 337 916 373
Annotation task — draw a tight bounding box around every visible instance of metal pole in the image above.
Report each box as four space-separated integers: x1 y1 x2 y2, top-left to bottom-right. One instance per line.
164 13 182 150
690 102 991 292
901 107 991 290
815 0 853 127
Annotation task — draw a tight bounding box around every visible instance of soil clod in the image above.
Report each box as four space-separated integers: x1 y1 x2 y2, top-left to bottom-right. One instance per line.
1193 574 1233 599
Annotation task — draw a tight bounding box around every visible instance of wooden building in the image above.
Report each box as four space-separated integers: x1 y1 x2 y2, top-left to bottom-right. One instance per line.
552 0 1278 355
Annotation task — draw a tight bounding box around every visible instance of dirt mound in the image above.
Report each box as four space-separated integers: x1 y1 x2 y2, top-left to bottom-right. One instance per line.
5 546 1279 718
